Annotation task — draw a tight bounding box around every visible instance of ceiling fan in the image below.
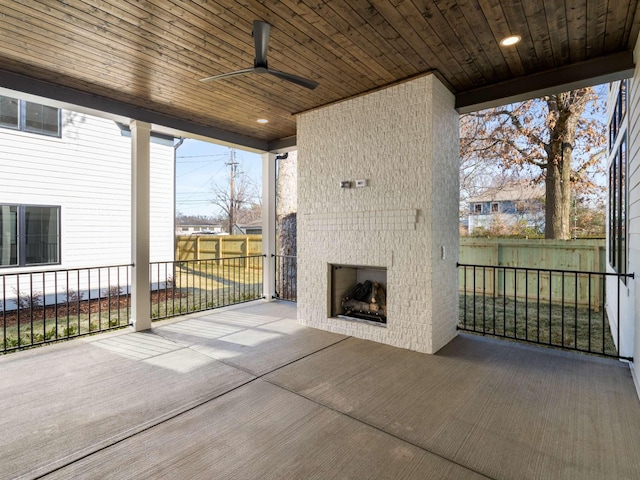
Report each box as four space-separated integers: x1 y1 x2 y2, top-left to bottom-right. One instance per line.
200 21 319 90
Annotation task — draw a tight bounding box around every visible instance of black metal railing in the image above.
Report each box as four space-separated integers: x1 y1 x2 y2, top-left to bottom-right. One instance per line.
1 264 131 353
150 255 265 320
274 254 297 302
458 263 634 359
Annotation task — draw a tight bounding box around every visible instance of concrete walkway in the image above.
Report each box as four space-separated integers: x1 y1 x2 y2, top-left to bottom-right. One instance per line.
2 301 640 479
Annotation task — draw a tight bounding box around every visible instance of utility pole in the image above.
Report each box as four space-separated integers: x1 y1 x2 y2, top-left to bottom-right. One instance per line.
227 149 239 234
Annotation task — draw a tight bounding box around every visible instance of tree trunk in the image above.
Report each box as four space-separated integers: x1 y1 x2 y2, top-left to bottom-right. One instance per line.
544 152 572 239
544 93 583 240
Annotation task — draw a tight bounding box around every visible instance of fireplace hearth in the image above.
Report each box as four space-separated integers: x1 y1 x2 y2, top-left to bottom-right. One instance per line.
330 264 387 325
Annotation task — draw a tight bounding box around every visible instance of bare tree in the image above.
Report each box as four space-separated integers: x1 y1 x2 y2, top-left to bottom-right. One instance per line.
175 212 218 225
211 154 260 233
460 86 606 239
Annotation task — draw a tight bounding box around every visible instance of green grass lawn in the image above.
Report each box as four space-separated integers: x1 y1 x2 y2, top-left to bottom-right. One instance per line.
2 264 264 351
152 263 263 319
459 293 618 356
1 305 130 351
151 286 263 319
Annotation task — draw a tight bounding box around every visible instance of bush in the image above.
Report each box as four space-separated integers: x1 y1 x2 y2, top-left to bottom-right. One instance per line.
45 327 57 341
63 325 77 337
4 336 20 349
65 289 85 304
12 288 43 310
102 285 124 298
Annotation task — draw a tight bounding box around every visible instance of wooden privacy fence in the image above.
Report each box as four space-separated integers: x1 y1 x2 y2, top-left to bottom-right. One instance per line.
176 235 262 264
459 238 605 271
459 238 606 308
458 264 603 310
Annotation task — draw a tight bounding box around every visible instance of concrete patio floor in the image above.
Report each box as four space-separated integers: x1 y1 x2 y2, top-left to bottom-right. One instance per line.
2 300 640 479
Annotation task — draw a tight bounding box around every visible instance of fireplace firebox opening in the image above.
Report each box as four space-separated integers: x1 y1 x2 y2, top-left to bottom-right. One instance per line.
330 264 387 325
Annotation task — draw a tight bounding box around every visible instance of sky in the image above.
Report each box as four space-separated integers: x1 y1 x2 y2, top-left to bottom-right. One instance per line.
175 85 607 219
175 139 262 218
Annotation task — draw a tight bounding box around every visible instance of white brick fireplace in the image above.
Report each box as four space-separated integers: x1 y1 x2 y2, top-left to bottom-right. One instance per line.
296 74 459 354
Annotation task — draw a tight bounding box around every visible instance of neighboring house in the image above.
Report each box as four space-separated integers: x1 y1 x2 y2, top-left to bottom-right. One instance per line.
0 95 175 274
234 219 263 235
175 224 224 235
467 183 544 235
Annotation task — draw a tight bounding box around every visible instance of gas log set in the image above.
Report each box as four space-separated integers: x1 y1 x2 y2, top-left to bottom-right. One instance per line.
340 280 387 324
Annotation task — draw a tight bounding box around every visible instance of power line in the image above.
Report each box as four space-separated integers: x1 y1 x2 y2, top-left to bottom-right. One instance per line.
176 162 213 177
176 154 229 159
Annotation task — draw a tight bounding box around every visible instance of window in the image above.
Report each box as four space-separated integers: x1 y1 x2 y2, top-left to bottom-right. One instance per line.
0 206 18 266
0 96 60 137
608 80 628 279
609 136 627 277
0 205 60 267
0 96 19 128
474 203 482 214
609 80 627 152
491 203 499 213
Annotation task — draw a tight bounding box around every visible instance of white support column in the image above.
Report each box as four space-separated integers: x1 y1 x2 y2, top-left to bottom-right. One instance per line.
262 152 277 301
130 120 152 331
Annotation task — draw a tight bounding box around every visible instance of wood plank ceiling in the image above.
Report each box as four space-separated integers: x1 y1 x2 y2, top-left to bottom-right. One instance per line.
0 1 638 150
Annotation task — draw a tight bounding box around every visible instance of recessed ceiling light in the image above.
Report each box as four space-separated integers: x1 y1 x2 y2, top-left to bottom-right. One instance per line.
500 35 521 47
257 118 269 124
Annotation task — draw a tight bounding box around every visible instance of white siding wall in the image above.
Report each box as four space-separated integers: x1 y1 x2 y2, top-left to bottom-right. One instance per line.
626 38 640 374
149 140 175 262
0 111 174 274
606 81 634 358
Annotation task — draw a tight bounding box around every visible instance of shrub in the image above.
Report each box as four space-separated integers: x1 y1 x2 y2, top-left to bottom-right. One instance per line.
12 288 43 310
102 285 124 298
65 289 85 304
63 325 77 337
45 327 57 341
4 336 20 348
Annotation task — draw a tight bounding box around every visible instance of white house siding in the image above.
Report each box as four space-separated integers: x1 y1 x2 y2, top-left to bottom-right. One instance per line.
606 81 630 357
0 110 174 304
624 37 640 377
149 140 175 263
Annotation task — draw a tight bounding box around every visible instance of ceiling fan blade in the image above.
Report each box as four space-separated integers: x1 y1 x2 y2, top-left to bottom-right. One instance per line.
199 68 255 83
253 21 270 67
200 20 319 90
267 68 319 90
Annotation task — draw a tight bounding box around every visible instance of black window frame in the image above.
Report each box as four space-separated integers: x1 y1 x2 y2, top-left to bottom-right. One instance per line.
0 204 61 268
0 95 61 137
608 79 628 279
